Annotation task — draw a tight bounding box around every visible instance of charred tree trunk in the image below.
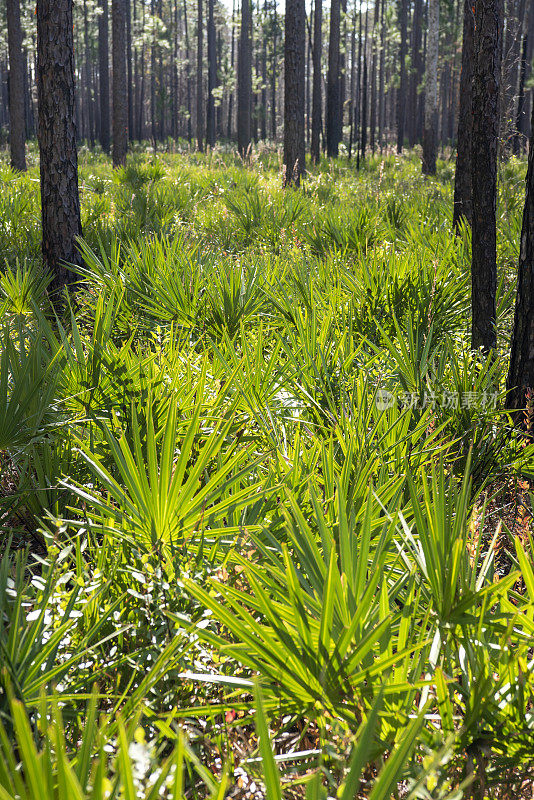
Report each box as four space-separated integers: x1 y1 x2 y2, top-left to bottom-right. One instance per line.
453 0 475 229
283 0 306 186
99 0 110 152
422 0 438 174
238 0 252 155
36 0 82 292
310 0 322 163
206 0 216 146
6 0 26 170
408 0 423 147
112 0 128 166
326 0 341 156
507 105 534 413
183 0 192 142
471 0 503 352
126 0 133 141
227 0 236 138
396 0 408 152
196 0 204 150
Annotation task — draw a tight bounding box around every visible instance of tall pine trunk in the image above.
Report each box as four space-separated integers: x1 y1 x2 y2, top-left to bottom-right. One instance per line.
6 0 26 170
196 0 204 150
112 0 128 166
471 0 503 352
283 0 306 186
326 0 341 156
238 0 252 155
37 0 82 291
99 0 110 152
396 0 408 152
422 0 438 174
83 0 95 146
507 104 534 412
310 0 322 163
452 0 475 229
206 0 216 146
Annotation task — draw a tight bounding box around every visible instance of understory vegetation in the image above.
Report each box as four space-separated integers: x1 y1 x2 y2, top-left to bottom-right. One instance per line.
2 146 534 798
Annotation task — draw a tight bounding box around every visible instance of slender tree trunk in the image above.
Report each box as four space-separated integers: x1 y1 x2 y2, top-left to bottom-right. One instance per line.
158 0 164 140
183 0 192 142
37 0 82 291
206 0 216 146
284 0 306 186
339 0 347 142
422 0 438 174
227 0 235 138
272 1 277 140
326 0 341 156
150 0 156 144
126 0 133 140
348 7 356 159
369 0 379 152
196 0 204 150
396 0 408 152
238 0 252 155
516 0 534 149
408 0 423 146
310 0 322 162
361 5 368 160
6 0 26 170
378 0 385 148
507 105 534 413
83 0 95 146
261 0 268 140
471 0 503 352
112 0 128 166
453 0 475 229
99 0 110 152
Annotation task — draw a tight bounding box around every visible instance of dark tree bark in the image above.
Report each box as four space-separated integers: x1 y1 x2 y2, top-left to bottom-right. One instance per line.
369 0 379 152
196 0 204 150
516 0 534 149
339 0 347 141
83 0 95 146
453 0 475 229
507 105 534 413
238 0 252 155
283 0 306 186
112 0 128 166
360 5 368 160
348 4 356 159
126 0 133 141
37 0 82 291
99 0 110 152
183 0 193 142
206 0 216 146
396 0 408 152
6 0 26 170
408 0 423 147
326 0 341 156
150 0 156 144
471 0 503 352
378 0 385 147
310 0 322 163
261 0 268 140
227 0 236 138
422 0 438 173
272 1 278 140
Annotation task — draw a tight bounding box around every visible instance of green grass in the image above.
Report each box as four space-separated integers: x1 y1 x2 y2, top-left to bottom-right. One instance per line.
0 146 533 797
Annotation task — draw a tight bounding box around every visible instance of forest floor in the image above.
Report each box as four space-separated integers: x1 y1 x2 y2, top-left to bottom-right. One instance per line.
1 146 534 798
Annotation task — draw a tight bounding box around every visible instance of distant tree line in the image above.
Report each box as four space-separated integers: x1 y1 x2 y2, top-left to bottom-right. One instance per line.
2 0 533 169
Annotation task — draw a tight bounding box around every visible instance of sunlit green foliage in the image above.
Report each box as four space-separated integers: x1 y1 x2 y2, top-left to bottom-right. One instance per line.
0 149 533 795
